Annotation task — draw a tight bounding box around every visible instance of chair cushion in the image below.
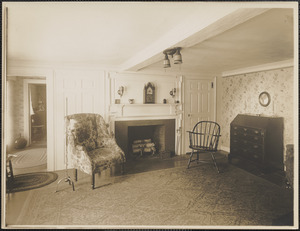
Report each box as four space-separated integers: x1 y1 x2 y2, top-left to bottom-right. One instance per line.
88 148 124 169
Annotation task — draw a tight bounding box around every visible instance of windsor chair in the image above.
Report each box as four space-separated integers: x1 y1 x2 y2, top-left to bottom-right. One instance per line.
187 121 221 173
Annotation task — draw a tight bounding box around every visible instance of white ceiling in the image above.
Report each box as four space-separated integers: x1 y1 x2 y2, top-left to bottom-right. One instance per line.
4 2 296 74
145 8 294 75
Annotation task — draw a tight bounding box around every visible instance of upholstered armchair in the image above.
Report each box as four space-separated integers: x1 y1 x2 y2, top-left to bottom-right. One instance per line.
65 113 125 189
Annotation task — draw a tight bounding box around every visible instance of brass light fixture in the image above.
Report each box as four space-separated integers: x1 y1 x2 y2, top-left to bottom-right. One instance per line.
163 47 182 68
117 86 124 97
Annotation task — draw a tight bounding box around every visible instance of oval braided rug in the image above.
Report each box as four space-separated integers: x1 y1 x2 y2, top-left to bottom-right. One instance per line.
11 148 47 169
8 172 58 193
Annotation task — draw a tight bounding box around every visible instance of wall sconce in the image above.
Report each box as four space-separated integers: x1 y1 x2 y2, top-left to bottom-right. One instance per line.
117 86 124 97
163 47 182 68
170 88 176 98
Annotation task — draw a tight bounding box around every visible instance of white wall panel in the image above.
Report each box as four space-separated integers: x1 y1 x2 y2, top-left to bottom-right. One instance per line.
54 69 105 170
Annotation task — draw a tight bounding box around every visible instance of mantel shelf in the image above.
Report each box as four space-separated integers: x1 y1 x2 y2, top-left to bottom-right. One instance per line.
111 103 181 106
108 103 183 119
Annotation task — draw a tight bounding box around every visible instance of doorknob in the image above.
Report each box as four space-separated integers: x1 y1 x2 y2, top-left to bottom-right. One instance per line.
188 114 191 117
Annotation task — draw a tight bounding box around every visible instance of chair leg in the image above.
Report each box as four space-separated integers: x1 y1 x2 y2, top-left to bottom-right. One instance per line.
74 169 78 181
211 153 220 173
91 172 95 190
187 150 194 169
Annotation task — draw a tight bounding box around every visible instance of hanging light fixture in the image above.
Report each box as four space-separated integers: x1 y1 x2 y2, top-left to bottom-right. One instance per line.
163 53 171 68
163 47 182 68
173 48 182 64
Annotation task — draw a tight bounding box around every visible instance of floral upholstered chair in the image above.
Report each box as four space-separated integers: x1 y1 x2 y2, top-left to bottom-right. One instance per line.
65 113 125 189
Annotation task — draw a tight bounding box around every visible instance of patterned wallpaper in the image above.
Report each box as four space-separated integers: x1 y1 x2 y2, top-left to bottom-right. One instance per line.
218 67 294 156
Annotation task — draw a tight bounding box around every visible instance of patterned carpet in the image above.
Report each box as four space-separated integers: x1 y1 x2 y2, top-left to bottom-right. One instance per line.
15 164 293 228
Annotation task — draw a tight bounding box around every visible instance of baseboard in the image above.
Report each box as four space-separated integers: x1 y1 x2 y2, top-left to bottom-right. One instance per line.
220 146 230 153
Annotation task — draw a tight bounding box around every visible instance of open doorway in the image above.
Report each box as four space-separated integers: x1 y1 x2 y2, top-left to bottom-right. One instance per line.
29 83 47 147
6 77 47 174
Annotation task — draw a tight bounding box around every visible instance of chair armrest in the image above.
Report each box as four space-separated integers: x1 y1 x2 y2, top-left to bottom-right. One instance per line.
99 137 126 162
99 137 118 148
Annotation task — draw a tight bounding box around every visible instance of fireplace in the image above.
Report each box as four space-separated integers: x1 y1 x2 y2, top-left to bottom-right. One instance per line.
115 119 175 158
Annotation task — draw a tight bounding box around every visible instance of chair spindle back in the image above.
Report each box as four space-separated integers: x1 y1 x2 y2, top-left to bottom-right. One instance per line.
189 121 220 151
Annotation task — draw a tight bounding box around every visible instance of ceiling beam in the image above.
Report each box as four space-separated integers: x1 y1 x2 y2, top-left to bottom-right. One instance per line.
119 8 270 72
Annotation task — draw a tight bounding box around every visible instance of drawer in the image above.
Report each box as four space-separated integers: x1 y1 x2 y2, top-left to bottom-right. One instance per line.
248 135 264 143
230 138 264 150
231 125 265 137
231 145 249 156
248 128 265 136
240 133 264 143
231 132 263 144
247 143 264 153
230 146 243 156
230 145 264 162
247 152 264 162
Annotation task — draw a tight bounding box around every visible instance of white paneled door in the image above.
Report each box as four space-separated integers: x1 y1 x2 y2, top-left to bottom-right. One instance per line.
55 70 105 170
184 78 216 154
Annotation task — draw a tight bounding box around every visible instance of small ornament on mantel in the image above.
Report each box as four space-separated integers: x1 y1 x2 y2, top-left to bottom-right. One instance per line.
143 82 155 104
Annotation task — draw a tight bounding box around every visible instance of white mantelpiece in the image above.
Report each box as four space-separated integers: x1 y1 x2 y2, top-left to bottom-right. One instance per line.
109 103 182 118
108 103 183 156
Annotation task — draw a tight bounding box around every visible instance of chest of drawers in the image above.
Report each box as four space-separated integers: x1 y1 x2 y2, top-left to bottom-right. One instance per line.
229 114 284 170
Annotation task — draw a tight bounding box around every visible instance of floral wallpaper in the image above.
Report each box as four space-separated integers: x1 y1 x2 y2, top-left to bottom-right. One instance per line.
218 67 294 159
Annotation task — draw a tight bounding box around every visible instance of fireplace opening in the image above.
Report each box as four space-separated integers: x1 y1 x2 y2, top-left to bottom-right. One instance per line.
128 125 165 158
115 119 175 159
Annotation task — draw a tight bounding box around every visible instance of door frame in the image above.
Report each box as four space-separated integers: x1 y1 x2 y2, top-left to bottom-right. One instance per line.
23 79 46 145
182 75 217 154
6 67 55 171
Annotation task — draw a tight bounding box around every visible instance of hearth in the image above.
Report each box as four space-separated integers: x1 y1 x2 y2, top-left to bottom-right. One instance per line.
115 119 175 159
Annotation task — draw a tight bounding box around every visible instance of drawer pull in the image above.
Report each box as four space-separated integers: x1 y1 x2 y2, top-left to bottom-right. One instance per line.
243 128 248 132
253 145 259 149
253 137 259 140
254 130 259 134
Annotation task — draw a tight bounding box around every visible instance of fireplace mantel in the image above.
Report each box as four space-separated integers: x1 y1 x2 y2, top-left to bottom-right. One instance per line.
106 73 184 155
109 103 183 118
108 103 183 155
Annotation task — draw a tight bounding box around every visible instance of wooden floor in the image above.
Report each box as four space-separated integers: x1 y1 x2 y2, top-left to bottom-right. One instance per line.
5 141 47 225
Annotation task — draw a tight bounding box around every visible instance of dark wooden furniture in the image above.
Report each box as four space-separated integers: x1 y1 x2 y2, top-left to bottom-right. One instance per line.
6 155 15 193
285 144 294 188
187 121 221 173
31 111 46 141
229 114 284 171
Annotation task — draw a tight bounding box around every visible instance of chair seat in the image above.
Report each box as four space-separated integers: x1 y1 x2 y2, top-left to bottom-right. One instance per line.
189 145 217 152
88 148 124 168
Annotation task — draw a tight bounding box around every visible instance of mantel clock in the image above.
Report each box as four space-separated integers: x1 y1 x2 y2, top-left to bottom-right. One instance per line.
143 82 155 104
